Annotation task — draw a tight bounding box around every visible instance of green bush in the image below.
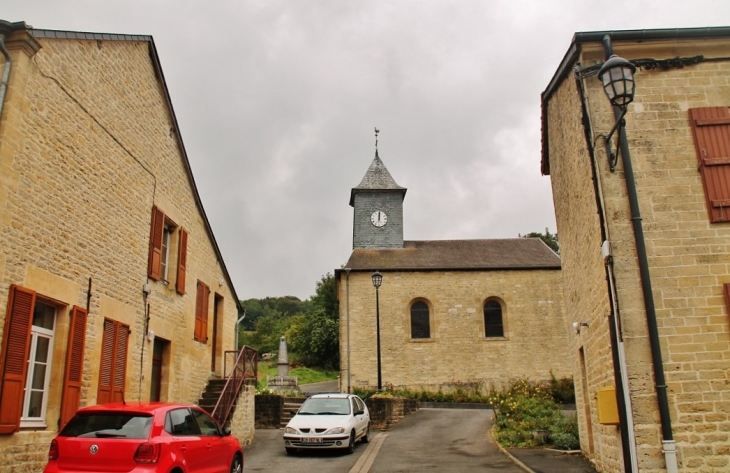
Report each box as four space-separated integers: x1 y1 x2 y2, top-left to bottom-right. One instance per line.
490 378 579 450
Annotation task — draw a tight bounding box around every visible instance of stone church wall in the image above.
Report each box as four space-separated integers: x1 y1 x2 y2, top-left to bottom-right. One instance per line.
339 268 570 394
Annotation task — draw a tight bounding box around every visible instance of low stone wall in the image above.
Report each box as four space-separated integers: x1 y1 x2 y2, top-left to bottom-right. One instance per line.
229 385 256 446
255 394 283 428
366 397 419 430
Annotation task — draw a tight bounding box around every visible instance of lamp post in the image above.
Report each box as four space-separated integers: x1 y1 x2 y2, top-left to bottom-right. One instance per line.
371 271 383 391
597 43 676 473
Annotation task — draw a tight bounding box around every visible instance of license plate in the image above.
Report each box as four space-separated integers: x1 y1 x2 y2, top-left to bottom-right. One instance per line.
302 437 322 444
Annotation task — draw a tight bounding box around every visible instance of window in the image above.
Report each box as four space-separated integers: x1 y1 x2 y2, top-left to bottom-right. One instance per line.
194 281 210 343
167 408 199 435
160 224 172 280
410 301 430 339
689 107 730 223
484 300 504 337
148 205 188 294
21 300 56 427
191 408 220 436
97 318 129 404
0 285 87 434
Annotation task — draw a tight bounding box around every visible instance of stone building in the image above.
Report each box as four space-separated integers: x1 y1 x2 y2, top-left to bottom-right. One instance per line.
0 21 244 471
541 27 730 472
335 151 571 395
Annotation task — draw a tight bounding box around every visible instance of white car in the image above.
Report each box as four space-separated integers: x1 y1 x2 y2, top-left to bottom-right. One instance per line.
283 393 370 455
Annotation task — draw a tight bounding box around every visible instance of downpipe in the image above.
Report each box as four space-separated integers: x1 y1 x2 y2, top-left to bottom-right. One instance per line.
0 33 12 126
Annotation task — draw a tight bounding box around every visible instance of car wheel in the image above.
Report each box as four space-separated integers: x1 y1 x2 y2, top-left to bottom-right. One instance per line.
361 423 370 443
286 447 298 456
230 454 243 473
346 430 356 454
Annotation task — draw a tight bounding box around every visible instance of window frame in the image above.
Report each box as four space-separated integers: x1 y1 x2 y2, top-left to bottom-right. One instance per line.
409 299 432 340
20 299 57 428
483 299 506 339
147 205 187 295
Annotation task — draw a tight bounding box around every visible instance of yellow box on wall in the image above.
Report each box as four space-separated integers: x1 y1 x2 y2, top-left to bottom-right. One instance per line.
597 386 620 425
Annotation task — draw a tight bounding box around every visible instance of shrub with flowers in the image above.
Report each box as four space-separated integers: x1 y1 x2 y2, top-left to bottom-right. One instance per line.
489 378 579 449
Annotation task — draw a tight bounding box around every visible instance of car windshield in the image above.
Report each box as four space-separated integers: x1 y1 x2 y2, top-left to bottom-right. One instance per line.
60 412 153 439
298 398 351 415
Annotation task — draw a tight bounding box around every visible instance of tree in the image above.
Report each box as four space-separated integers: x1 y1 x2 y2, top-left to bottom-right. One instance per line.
287 309 339 369
520 228 559 254
310 273 338 320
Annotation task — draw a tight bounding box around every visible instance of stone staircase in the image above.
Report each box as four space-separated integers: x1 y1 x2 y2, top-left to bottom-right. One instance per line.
281 396 306 428
197 378 228 421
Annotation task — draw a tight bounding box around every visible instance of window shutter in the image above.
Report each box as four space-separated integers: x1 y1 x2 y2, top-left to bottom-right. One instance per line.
0 285 36 434
97 319 129 405
689 107 730 223
176 228 188 295
112 323 129 403
97 319 116 404
60 306 87 428
724 283 730 318
148 206 165 280
195 281 210 343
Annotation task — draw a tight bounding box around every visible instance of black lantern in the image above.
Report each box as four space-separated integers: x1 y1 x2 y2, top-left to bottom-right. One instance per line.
598 54 636 110
598 54 636 171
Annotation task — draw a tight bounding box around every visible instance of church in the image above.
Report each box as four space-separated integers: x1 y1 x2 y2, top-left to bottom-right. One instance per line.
335 149 571 394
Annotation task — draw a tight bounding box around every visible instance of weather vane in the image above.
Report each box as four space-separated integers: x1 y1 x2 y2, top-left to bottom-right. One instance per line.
375 127 379 151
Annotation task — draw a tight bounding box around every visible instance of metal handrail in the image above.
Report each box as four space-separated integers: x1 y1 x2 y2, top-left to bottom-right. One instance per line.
211 345 258 427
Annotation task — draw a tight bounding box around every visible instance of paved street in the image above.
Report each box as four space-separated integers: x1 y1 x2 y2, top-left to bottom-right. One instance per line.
244 408 524 473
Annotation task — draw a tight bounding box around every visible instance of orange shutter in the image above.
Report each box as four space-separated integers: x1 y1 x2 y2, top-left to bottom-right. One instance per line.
60 306 87 428
689 107 730 223
112 323 129 403
195 281 210 342
724 284 730 319
0 285 36 434
148 206 165 280
176 228 188 295
97 319 116 404
97 319 129 404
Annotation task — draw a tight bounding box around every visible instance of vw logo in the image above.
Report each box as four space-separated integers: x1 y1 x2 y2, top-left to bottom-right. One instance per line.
89 445 99 455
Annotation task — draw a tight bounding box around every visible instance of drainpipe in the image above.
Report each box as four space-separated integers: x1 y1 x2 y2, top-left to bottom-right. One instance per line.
602 36 677 473
235 310 246 351
0 32 12 127
575 71 637 473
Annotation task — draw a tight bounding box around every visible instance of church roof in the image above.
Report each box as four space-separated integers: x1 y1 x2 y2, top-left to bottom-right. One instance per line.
343 238 560 271
349 152 407 206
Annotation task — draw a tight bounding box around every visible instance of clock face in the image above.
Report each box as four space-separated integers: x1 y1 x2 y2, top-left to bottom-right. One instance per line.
370 210 388 227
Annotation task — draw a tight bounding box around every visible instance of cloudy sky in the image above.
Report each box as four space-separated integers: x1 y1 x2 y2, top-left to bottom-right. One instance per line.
5 1 730 300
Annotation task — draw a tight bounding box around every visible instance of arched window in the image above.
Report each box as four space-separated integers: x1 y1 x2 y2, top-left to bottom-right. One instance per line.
410 301 430 339
483 300 504 337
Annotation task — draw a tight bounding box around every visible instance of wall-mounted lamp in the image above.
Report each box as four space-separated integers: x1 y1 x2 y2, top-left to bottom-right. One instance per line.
572 321 590 335
597 54 636 172
147 330 155 341
142 283 152 296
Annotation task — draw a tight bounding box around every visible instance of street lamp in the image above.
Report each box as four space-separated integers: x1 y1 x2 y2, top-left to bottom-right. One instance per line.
371 271 383 391
598 54 636 172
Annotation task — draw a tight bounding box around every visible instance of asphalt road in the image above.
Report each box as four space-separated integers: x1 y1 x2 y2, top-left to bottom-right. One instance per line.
243 408 524 473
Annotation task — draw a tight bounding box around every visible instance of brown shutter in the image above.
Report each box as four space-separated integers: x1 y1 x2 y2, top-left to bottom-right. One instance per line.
97 319 129 405
176 228 188 295
0 285 36 434
60 306 87 428
148 206 165 280
724 283 730 318
112 323 129 403
689 107 730 223
195 281 210 343
97 319 115 404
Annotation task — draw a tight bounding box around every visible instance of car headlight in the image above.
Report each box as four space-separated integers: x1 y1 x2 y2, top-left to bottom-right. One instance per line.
324 427 345 435
285 427 298 434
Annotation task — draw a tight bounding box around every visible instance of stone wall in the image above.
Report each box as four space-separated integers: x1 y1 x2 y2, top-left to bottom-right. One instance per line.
229 386 256 446
0 28 239 472
366 397 419 430
255 395 284 428
339 269 571 395
546 38 730 473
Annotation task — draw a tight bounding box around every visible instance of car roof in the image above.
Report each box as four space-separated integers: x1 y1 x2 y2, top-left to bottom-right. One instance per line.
308 393 353 399
75 402 199 415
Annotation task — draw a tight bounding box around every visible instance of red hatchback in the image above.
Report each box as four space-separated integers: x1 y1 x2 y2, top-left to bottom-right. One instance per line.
43 402 244 473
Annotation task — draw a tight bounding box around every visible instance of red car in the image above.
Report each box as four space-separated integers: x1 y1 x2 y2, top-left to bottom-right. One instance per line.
44 402 244 473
